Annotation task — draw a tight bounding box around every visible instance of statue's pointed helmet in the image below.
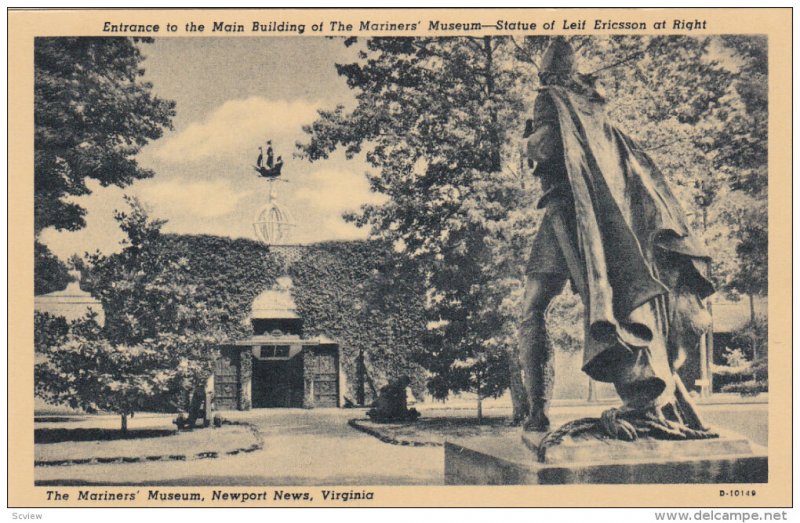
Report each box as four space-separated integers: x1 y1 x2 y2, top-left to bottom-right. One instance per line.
539 36 576 78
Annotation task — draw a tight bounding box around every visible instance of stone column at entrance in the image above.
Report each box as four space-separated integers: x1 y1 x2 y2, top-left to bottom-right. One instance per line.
302 348 315 408
239 349 253 410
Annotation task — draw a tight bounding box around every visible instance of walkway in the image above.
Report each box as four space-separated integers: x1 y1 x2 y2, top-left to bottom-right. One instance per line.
35 408 443 486
35 402 767 486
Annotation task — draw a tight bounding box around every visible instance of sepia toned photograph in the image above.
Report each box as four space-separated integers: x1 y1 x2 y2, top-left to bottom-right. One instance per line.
8 7 792 509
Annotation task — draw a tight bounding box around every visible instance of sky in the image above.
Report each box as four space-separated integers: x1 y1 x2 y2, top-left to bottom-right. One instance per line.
41 37 385 259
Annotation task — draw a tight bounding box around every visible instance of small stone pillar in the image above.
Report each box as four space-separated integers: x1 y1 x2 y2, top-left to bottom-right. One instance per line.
238 348 253 410
302 348 315 408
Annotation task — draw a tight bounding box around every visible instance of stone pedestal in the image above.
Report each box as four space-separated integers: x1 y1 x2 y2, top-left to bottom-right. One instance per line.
444 430 767 485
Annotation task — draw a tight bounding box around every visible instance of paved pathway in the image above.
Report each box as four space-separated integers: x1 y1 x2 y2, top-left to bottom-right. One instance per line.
35 408 444 486
35 402 767 486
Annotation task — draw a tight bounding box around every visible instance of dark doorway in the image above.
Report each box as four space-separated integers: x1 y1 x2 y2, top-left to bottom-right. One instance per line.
252 355 304 408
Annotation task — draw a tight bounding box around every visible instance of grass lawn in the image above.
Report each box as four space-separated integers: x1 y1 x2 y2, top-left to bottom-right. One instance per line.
35 414 260 465
36 427 174 444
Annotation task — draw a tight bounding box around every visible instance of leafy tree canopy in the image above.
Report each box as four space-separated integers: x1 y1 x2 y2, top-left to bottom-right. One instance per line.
37 198 284 427
34 241 71 295
34 37 175 234
298 35 769 405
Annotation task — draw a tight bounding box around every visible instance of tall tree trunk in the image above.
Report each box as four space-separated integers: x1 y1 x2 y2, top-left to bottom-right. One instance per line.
482 36 527 424
476 376 483 425
120 413 128 433
483 36 502 172
748 293 757 360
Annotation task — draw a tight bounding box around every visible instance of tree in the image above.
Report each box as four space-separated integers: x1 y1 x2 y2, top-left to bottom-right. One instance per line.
421 322 510 423
34 37 175 313
712 36 768 301
35 200 188 431
86 198 284 422
34 37 175 235
87 202 285 345
34 241 71 295
299 35 769 419
35 312 174 432
299 36 532 419
33 311 69 353
36 197 285 430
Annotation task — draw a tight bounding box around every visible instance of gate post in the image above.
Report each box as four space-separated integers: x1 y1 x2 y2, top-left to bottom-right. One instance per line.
302 348 315 408
238 348 253 410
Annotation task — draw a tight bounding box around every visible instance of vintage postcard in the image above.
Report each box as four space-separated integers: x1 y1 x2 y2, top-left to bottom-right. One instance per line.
8 7 792 509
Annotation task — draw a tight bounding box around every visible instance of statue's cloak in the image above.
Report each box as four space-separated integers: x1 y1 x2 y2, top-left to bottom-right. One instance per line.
542 86 714 389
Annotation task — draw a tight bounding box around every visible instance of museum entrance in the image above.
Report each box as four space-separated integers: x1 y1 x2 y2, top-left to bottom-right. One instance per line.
251 352 304 408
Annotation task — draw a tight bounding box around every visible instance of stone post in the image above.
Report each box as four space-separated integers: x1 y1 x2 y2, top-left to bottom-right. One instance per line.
303 348 315 408
239 348 253 410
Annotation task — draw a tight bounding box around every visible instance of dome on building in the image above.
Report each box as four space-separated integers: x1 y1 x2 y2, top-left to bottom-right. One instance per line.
250 276 299 320
34 270 105 325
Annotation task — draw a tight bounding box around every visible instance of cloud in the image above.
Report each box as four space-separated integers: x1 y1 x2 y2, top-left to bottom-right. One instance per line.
295 168 386 214
40 181 128 259
317 217 371 241
138 178 248 218
153 97 320 163
291 167 386 242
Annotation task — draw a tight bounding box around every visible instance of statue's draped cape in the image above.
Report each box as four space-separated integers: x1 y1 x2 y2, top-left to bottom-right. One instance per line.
542 86 713 398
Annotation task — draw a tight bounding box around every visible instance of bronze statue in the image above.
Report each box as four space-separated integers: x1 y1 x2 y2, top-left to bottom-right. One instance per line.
518 37 716 441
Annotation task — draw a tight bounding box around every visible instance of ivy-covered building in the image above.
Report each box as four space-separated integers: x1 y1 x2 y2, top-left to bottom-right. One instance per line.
213 277 342 410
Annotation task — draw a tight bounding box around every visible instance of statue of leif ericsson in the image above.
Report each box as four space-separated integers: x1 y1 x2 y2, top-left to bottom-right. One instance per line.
517 37 717 443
